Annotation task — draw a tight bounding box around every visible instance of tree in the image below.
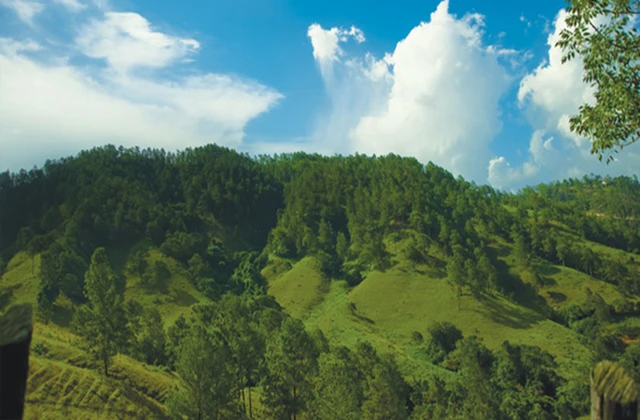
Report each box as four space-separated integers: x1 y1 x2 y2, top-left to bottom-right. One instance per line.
263 317 319 420
317 219 334 252
72 248 129 376
425 321 464 364
361 355 408 420
206 294 265 417
456 336 500 419
556 238 570 266
137 308 167 366
335 231 349 263
557 0 640 162
127 250 148 279
39 242 87 303
166 326 236 420
167 315 190 369
513 233 531 267
446 247 467 309
476 249 499 292
312 350 363 420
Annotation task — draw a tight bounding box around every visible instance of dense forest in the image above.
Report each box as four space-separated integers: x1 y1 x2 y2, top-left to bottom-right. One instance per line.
1 144 639 419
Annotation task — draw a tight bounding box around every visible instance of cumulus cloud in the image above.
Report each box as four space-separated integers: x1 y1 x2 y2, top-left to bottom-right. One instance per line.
307 23 366 84
77 12 200 72
306 0 511 181
0 9 282 171
491 9 640 191
518 10 596 134
0 0 44 26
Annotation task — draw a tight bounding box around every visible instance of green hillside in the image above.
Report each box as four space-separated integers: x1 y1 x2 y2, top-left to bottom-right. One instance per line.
1 145 639 419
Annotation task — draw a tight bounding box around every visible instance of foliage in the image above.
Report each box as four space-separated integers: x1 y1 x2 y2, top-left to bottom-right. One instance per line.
2 146 640 419
557 0 640 162
425 321 464 364
166 326 236 419
71 248 129 376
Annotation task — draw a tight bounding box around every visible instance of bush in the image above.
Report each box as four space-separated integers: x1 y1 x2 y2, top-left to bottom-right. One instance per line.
425 322 463 364
612 298 634 314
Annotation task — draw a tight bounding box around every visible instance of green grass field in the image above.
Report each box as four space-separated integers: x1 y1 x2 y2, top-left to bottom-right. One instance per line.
262 235 607 382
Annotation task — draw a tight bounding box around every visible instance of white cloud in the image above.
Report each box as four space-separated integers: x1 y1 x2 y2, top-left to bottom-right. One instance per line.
0 37 41 55
77 12 200 72
488 130 555 190
0 6 283 171
306 0 510 181
491 9 640 190
307 23 366 85
307 23 365 62
0 49 282 171
0 0 44 26
53 0 86 12
518 10 595 135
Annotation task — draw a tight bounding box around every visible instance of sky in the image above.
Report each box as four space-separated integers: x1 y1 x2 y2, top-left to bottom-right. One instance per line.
0 0 638 191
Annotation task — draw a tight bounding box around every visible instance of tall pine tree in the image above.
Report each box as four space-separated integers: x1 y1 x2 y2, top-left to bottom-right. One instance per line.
72 247 129 376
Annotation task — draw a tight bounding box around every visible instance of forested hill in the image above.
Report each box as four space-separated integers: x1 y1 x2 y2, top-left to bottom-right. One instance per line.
1 143 639 419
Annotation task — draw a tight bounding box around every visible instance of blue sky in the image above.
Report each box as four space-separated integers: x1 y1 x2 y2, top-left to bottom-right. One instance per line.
0 0 638 190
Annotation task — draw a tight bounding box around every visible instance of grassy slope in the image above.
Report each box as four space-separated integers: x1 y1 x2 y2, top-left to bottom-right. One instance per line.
0 249 202 419
266 235 604 381
0 251 40 311
122 248 208 328
25 322 175 419
265 256 328 320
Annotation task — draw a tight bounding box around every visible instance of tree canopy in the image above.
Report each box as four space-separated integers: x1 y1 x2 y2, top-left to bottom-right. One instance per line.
557 0 640 162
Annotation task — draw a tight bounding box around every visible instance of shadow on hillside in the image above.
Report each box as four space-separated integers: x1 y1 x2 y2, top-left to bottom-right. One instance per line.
475 295 543 329
0 284 20 313
538 261 561 276
547 291 567 303
169 289 199 307
349 302 375 325
491 255 558 322
494 244 511 258
52 305 74 327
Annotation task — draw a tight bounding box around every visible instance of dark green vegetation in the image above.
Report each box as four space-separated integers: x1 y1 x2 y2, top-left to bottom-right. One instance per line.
1 144 639 419
557 0 640 162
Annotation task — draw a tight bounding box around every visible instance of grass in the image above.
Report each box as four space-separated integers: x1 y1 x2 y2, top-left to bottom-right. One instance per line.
0 251 40 312
122 248 208 328
23 320 175 419
348 264 592 379
539 265 626 309
0 248 204 419
265 235 598 381
266 256 328 320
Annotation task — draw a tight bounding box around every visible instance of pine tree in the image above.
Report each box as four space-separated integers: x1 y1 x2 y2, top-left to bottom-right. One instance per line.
263 317 319 420
312 350 363 420
72 247 129 376
446 247 467 310
138 308 167 366
361 356 408 420
336 231 349 263
166 326 236 420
